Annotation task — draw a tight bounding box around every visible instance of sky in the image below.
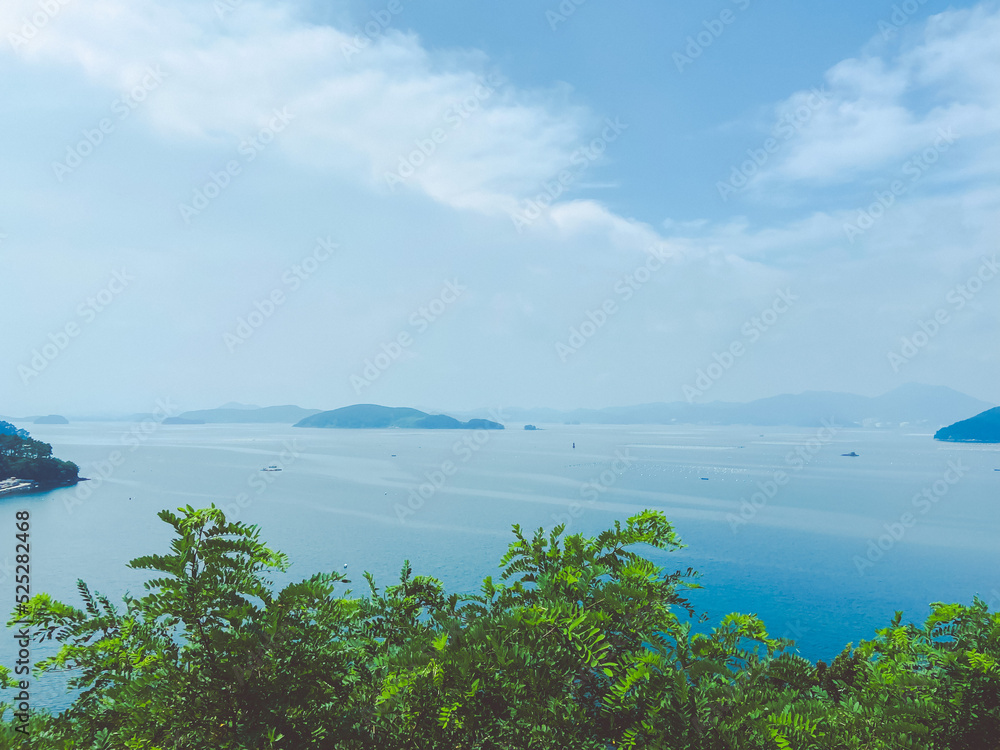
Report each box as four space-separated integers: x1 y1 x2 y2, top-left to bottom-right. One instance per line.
2 0 999 416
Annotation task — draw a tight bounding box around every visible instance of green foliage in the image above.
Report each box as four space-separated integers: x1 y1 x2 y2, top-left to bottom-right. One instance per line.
0 422 30 440
0 433 79 485
2 506 998 749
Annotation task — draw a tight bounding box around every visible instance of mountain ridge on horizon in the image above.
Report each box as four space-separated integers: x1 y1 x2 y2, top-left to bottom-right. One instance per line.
5 384 993 428
455 383 994 428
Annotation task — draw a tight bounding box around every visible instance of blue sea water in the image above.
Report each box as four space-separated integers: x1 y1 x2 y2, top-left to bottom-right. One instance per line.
3 421 999 712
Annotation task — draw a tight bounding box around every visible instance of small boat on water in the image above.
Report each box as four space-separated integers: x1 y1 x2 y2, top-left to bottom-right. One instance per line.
260 465 282 472
842 452 860 457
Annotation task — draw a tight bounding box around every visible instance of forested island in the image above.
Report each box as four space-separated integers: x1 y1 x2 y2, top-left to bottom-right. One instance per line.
295 404 504 430
0 420 80 495
934 406 1000 443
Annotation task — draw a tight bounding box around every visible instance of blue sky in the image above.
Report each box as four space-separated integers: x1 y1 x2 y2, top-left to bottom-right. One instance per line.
333 0 962 225
2 0 999 415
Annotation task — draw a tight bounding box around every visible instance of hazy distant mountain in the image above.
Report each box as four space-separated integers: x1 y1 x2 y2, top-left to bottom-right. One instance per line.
34 414 69 425
934 407 1000 443
216 401 261 410
464 385 993 429
7 384 990 430
709 384 992 428
178 405 321 424
296 404 504 430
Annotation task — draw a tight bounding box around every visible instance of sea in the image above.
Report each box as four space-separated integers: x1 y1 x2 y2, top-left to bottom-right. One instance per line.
3 421 999 713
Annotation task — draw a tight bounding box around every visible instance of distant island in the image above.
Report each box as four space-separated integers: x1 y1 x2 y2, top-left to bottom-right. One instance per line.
934 407 1000 443
163 417 206 425
34 414 69 425
10 383 994 430
295 405 505 430
177 405 321 424
0 420 80 495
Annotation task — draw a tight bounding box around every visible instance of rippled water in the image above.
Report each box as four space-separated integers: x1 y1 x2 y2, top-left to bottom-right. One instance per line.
3 421 999 712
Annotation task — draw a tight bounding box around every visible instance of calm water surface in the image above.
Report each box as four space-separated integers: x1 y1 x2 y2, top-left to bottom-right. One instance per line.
4 422 999 711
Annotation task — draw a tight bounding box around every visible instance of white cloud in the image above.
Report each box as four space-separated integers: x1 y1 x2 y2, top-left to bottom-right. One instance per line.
751 3 1000 189
3 0 998 413
2 0 592 213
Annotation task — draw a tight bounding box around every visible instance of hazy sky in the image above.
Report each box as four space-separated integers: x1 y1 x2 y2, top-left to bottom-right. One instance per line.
3 0 998 416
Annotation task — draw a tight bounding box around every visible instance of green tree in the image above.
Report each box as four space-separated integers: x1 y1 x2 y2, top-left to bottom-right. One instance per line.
3 507 372 749
2 506 998 750
0 433 78 485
